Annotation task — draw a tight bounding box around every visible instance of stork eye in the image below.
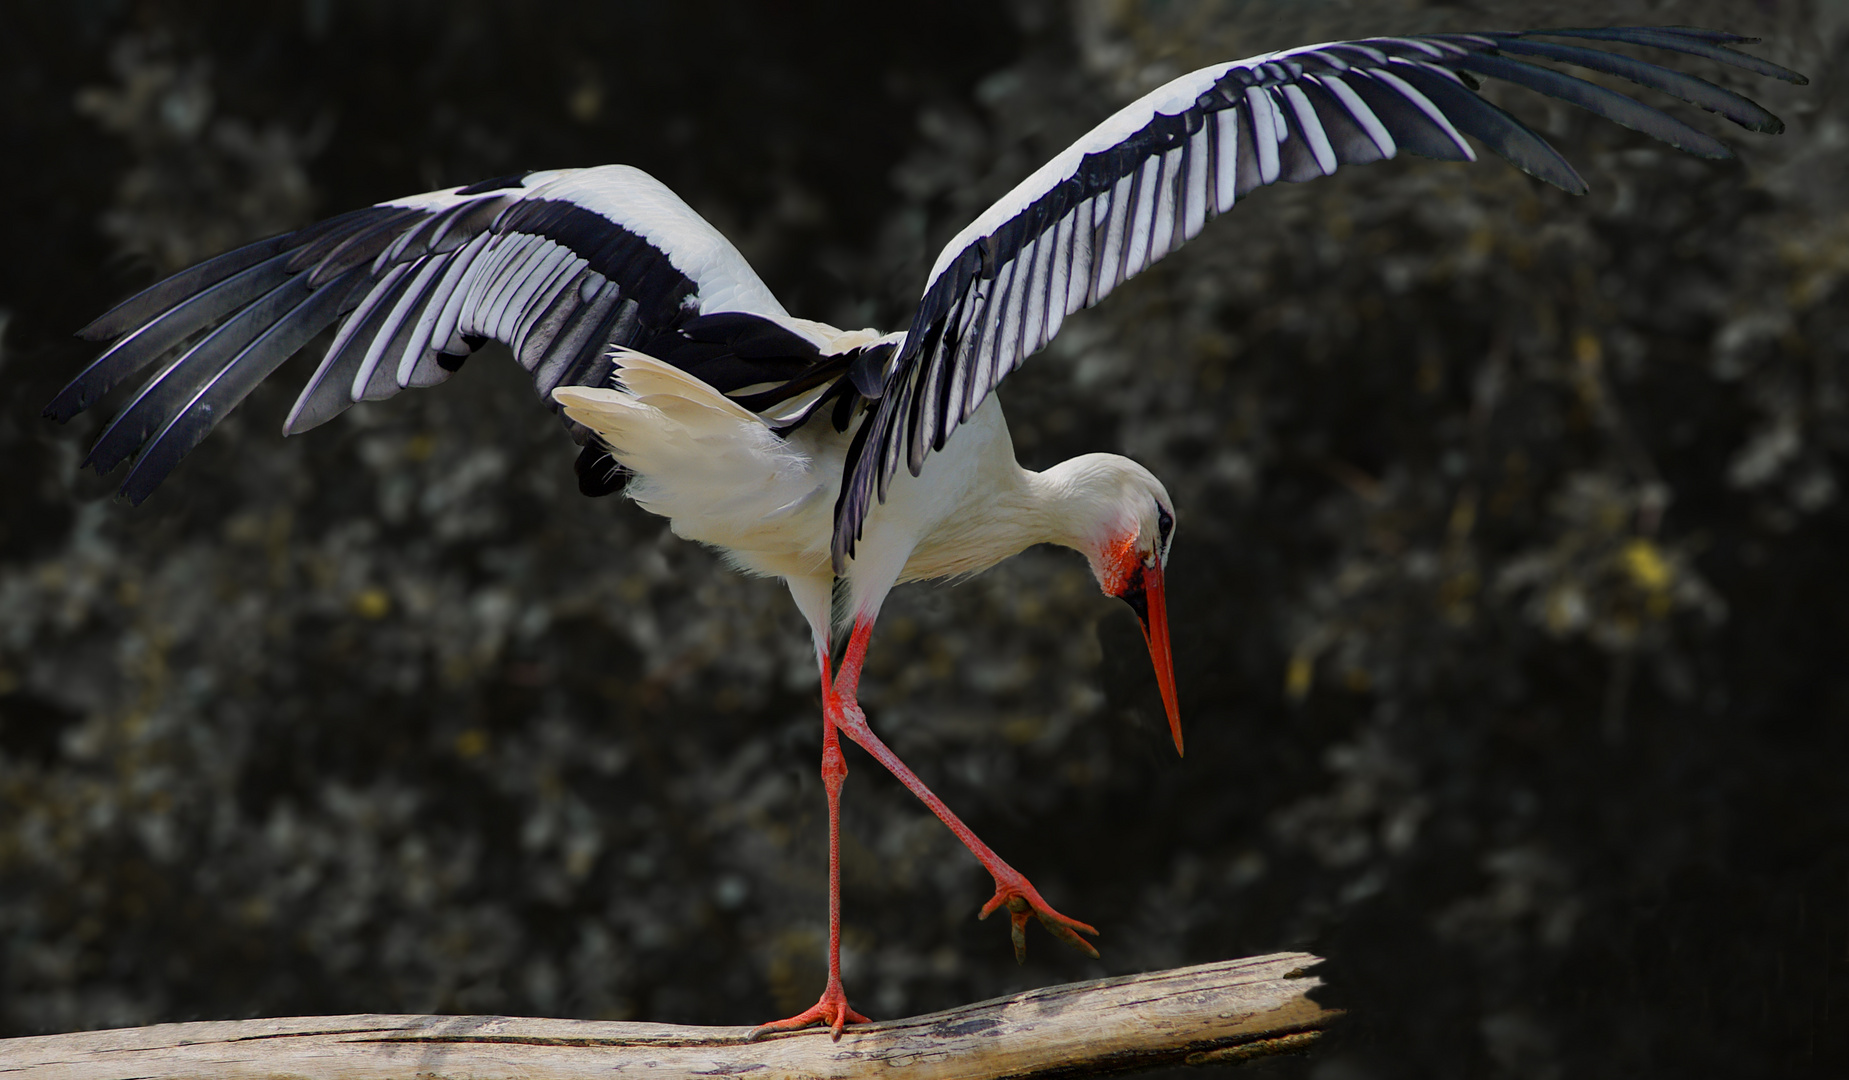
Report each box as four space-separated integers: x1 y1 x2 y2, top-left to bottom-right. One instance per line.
1155 503 1174 556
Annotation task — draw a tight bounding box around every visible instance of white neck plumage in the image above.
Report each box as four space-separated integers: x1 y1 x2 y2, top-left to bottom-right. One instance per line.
929 450 1184 754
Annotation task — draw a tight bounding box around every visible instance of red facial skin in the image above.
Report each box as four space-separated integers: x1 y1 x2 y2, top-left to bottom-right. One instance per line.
1097 535 1143 595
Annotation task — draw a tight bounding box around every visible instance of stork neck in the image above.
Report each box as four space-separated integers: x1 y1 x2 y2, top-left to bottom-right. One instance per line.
902 451 1154 584
901 456 1088 583
1022 453 1149 555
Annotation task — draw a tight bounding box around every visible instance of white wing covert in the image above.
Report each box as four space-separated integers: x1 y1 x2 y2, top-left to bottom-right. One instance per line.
53 165 798 503
830 26 1804 567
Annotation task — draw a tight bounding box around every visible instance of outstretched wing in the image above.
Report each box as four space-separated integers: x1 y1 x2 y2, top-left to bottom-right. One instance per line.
53 165 814 503
831 25 1804 567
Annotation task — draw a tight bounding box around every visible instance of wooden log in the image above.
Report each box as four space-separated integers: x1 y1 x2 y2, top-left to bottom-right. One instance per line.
1 952 1337 1080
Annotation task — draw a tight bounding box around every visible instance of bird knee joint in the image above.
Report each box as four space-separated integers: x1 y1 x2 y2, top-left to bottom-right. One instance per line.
822 751 848 793
834 706 869 740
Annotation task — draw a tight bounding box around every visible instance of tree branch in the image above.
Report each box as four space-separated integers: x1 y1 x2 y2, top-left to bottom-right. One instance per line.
1 952 1337 1080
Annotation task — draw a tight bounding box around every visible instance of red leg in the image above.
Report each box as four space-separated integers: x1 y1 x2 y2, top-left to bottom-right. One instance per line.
829 620 1099 963
750 659 870 1041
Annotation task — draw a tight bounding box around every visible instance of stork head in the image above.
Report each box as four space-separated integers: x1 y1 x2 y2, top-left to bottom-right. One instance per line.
1049 454 1183 756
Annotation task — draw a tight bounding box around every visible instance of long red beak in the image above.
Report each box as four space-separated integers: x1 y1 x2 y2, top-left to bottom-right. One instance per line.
1123 561 1183 756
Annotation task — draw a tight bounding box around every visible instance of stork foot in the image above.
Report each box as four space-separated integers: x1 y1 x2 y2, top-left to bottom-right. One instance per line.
979 872 1100 964
749 985 870 1042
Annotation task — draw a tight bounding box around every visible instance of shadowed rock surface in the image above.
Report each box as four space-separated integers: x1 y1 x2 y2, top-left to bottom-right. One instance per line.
1 2 1844 1077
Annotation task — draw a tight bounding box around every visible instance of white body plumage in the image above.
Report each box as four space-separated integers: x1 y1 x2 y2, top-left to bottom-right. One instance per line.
554 350 1175 657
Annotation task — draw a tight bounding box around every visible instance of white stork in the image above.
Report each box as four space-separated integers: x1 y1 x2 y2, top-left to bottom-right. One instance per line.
54 26 1798 1037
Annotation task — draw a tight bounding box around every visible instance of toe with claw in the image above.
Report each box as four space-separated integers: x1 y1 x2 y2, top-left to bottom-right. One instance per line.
750 984 870 1042
979 874 1099 964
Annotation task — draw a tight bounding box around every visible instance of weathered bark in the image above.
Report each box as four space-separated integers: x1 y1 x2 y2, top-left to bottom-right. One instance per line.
0 953 1336 1080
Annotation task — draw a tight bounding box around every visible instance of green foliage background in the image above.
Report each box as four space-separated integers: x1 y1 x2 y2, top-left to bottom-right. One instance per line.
1 2 1844 1076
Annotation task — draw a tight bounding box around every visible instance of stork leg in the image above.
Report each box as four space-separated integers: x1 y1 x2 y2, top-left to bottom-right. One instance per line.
829 619 1100 964
749 651 871 1042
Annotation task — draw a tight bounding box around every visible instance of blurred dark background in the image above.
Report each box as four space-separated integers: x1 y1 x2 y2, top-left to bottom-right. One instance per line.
1 1 1845 1076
